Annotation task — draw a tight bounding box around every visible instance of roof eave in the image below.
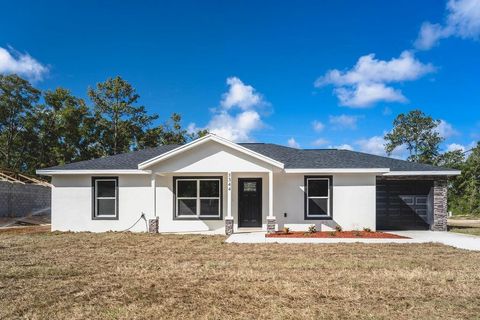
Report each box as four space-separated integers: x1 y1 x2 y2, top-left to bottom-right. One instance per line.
36 169 152 176
284 168 390 174
383 170 461 176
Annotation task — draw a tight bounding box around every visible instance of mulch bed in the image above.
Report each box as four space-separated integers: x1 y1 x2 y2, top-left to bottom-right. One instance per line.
266 230 409 239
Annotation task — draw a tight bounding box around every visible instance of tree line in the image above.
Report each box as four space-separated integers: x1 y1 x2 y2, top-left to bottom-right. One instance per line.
0 74 207 175
1 75 478 216
384 109 480 216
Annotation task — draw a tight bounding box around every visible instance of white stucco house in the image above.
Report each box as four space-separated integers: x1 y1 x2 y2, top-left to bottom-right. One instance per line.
37 134 460 234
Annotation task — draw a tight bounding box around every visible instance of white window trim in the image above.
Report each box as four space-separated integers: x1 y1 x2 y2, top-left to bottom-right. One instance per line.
175 178 221 218
306 177 330 217
94 178 118 218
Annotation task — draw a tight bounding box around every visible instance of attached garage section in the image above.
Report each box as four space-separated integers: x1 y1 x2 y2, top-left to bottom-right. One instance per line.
376 178 434 230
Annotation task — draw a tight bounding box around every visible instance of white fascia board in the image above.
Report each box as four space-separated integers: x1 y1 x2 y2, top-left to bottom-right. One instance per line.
284 168 390 174
36 169 152 176
137 133 284 169
383 170 461 176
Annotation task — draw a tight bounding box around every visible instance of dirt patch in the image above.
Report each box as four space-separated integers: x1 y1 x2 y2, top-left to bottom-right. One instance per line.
266 231 409 239
1 232 480 319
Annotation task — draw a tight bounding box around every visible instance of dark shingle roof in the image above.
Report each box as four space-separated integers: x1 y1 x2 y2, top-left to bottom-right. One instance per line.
43 145 180 170
41 142 456 172
241 144 455 171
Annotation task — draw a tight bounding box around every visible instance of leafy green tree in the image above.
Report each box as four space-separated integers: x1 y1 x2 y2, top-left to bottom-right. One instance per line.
385 109 443 164
0 74 40 171
139 113 209 148
434 149 465 169
25 88 98 172
449 143 480 215
88 76 158 155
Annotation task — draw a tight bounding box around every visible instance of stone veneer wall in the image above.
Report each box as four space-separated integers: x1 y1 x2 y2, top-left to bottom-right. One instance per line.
0 181 51 218
225 218 234 235
148 217 159 233
432 179 448 231
267 217 276 233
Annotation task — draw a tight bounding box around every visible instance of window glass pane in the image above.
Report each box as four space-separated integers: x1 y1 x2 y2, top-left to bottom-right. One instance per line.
243 182 257 192
308 179 328 197
308 198 328 215
97 180 116 197
177 180 197 197
200 199 219 216
200 180 220 197
97 199 116 216
178 199 197 215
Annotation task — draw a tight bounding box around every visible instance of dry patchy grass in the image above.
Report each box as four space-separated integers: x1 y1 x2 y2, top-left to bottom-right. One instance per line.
1 231 480 319
450 227 480 236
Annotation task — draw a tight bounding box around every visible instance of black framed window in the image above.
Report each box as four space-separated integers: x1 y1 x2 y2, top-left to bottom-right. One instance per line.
92 177 119 220
304 176 332 219
174 177 222 219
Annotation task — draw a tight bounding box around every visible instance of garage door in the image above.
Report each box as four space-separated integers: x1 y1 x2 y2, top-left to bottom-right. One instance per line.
376 179 432 230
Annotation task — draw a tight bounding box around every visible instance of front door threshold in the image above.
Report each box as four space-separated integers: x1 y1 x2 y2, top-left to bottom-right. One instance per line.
236 227 263 233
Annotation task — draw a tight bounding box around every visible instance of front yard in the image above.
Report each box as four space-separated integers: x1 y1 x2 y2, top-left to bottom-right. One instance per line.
1 229 480 319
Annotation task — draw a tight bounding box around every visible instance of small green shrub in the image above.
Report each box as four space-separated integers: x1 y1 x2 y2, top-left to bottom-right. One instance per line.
363 227 372 233
308 225 317 233
283 227 290 234
334 225 343 232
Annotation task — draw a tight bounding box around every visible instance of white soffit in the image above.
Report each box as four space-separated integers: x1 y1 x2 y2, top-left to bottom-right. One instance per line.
284 168 390 174
383 170 461 176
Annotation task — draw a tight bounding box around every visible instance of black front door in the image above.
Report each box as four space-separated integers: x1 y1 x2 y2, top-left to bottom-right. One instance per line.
238 178 262 227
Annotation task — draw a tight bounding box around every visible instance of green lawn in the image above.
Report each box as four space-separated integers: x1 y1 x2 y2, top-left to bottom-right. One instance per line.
1 228 480 319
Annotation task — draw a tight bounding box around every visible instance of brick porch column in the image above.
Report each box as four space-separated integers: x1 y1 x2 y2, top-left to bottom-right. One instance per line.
431 179 447 231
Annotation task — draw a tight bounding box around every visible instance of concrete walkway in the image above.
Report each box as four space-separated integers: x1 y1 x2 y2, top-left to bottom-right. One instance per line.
226 230 480 251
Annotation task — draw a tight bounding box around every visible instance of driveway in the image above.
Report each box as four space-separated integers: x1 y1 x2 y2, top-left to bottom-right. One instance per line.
226 230 480 251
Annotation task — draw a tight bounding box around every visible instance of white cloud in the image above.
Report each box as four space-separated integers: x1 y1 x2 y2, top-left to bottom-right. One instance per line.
312 138 329 146
334 83 406 107
312 120 325 132
315 51 434 107
446 141 476 152
0 46 48 81
189 77 268 142
355 135 407 158
415 22 448 50
436 120 459 139
355 136 387 156
330 144 354 151
329 114 359 129
207 110 263 142
287 138 300 148
220 77 264 110
446 143 467 152
415 0 480 50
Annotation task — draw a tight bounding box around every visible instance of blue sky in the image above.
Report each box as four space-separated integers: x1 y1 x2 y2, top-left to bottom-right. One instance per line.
1 0 479 156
